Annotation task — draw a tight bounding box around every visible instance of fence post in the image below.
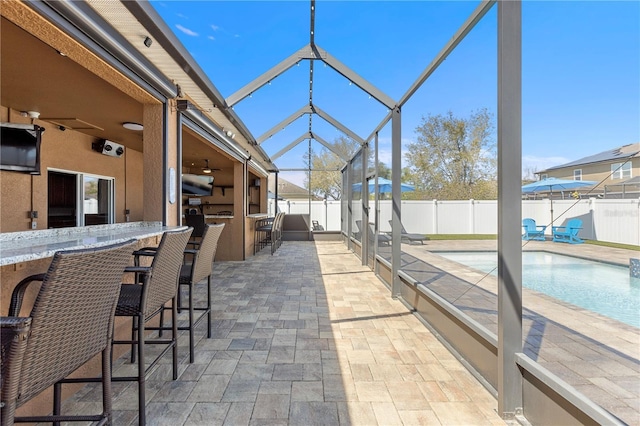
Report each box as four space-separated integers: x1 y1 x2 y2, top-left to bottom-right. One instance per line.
637 198 640 246
589 197 596 241
323 199 328 230
433 200 438 235
470 199 475 234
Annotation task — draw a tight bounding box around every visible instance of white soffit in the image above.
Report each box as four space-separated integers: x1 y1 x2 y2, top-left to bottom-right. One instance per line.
85 0 247 147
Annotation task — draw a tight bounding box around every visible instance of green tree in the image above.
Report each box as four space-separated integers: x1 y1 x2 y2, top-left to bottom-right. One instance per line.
304 135 395 200
305 135 360 200
405 109 497 200
376 162 391 180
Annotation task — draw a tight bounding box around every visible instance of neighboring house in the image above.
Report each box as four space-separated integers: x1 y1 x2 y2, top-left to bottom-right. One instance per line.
536 143 640 198
268 176 322 201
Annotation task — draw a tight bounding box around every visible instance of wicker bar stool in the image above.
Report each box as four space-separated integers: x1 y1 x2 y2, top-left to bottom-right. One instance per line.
271 212 285 254
111 227 192 426
254 216 274 254
157 223 224 363
0 239 137 426
0 317 31 425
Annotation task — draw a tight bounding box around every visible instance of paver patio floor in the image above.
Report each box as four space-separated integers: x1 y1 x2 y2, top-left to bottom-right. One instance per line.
60 240 506 425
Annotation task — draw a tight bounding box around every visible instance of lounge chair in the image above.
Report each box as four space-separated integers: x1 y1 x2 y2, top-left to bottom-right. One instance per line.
388 220 429 244
369 222 391 246
522 218 546 241
552 218 583 244
355 220 390 246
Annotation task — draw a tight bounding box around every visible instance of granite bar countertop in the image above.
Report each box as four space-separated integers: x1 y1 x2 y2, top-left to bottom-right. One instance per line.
0 222 184 266
182 214 233 219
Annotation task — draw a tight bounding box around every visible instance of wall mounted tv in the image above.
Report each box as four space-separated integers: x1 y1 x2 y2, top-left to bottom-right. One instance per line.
182 173 214 196
0 122 45 175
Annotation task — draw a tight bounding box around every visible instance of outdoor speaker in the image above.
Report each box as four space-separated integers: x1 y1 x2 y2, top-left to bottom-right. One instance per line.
92 139 124 157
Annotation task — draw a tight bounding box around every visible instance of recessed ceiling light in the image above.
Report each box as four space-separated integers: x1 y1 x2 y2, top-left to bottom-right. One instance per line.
123 122 143 131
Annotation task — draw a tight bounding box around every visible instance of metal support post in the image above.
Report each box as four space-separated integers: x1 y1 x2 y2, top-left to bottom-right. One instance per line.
391 106 402 297
346 163 352 251
374 133 380 267
362 145 369 266
497 0 523 418
274 172 279 214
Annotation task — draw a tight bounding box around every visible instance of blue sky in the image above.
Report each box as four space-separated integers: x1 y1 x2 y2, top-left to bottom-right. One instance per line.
151 1 639 186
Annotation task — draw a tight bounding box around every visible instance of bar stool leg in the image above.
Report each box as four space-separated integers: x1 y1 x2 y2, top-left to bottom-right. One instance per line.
137 312 146 426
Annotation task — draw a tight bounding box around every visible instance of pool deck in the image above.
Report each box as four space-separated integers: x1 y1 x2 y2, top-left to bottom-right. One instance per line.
399 240 639 425
56 240 507 425
52 239 638 424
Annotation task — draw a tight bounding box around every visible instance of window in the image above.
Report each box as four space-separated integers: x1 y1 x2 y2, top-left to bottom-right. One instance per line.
83 175 114 226
611 162 632 180
48 169 115 228
573 169 582 180
540 174 548 180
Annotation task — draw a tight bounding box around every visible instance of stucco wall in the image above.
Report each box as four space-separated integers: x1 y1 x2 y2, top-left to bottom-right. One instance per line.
1 106 144 232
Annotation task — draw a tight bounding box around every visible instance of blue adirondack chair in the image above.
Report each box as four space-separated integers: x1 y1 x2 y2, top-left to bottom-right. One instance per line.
522 218 546 241
552 218 583 244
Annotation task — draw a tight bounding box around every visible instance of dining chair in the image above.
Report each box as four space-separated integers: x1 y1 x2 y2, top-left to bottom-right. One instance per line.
0 239 137 426
111 227 192 426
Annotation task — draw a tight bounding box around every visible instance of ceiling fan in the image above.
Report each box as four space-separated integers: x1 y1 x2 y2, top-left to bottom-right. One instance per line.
201 159 221 174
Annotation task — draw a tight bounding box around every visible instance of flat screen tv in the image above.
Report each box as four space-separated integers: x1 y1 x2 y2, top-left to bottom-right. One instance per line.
182 173 214 196
0 122 44 175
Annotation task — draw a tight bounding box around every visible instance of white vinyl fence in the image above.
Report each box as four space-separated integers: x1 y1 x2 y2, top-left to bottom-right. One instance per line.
269 198 640 246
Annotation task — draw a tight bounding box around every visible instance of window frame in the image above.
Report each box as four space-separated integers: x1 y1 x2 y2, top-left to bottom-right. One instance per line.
573 169 582 181
48 167 115 227
610 162 632 180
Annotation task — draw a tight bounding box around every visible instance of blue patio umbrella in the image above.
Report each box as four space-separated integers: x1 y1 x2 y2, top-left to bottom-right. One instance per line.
352 177 415 194
522 177 596 225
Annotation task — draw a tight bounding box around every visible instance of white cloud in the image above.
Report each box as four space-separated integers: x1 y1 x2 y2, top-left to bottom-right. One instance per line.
177 13 188 19
208 36 215 41
378 149 392 166
375 136 415 168
211 24 220 31
175 24 198 37
522 155 569 174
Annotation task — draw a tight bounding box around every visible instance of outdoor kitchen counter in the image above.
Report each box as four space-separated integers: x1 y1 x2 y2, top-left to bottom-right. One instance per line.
0 222 183 266
0 222 187 418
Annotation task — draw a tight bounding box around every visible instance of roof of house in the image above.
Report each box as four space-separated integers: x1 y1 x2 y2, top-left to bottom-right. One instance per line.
605 175 640 187
539 143 640 172
268 177 321 200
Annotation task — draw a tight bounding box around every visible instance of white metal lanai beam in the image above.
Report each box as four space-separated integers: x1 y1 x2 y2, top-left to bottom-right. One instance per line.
313 45 396 109
310 133 350 162
497 0 523 418
257 105 313 144
311 105 364 144
398 0 495 107
271 133 312 161
226 45 321 107
279 168 341 172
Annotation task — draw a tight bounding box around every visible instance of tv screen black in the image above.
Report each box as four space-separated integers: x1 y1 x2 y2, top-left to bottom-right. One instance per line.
182 173 214 196
0 123 44 174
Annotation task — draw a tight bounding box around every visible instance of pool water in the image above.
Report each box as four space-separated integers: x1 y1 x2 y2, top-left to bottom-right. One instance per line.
436 251 640 328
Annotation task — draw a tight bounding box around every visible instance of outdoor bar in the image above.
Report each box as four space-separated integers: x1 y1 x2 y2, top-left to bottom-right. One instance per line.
1 0 272 421
1 0 637 425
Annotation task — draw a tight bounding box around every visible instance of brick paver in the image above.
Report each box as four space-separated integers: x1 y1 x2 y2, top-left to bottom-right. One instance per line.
60 241 506 425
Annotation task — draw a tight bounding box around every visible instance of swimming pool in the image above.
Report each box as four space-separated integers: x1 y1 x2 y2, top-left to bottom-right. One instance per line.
435 251 640 328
